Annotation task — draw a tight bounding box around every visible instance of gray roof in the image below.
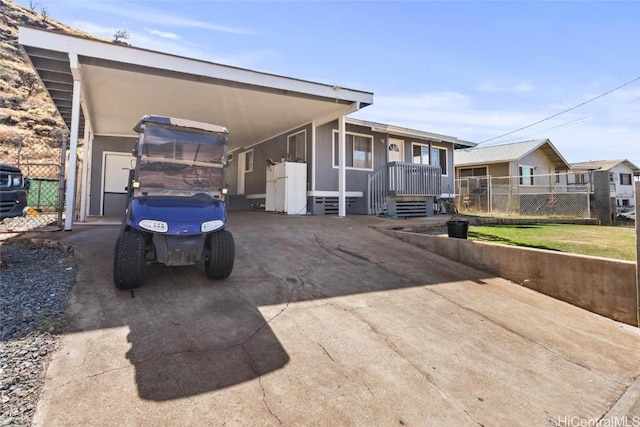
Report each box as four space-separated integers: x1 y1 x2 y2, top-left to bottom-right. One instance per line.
346 118 476 148
454 139 571 170
570 159 640 174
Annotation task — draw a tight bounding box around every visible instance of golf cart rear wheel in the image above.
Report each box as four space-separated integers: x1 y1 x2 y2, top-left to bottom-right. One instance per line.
205 230 235 280
113 229 146 289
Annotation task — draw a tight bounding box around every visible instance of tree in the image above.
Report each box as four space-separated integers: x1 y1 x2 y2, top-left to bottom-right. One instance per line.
113 30 130 42
28 1 40 12
18 70 43 99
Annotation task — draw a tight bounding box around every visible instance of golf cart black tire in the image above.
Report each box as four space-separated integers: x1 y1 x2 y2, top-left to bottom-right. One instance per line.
205 229 235 280
113 229 146 289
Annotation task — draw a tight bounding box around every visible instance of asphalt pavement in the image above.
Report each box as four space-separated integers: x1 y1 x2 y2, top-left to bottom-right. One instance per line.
26 211 640 426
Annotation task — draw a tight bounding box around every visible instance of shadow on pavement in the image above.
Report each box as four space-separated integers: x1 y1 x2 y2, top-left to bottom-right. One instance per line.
57 211 493 401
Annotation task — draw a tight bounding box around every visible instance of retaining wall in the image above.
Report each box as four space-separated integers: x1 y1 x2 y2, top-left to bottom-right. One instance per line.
380 228 638 326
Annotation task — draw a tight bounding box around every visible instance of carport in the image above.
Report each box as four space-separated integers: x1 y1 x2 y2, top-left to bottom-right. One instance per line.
18 26 373 229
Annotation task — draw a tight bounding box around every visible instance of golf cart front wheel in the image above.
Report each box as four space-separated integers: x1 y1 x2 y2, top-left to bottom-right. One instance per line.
205 229 235 280
113 229 146 289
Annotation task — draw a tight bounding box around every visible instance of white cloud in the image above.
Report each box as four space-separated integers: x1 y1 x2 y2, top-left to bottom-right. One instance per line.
146 29 181 40
352 88 640 167
72 21 275 69
477 81 535 94
71 1 253 35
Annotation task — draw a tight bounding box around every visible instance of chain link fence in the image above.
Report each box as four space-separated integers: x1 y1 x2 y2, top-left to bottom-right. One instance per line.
0 162 64 232
455 173 591 218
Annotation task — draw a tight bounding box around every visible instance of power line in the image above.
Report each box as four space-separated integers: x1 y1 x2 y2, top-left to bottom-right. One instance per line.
478 76 640 145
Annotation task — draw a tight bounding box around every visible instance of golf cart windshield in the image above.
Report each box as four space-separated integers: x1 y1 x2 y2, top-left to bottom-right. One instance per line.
137 123 228 195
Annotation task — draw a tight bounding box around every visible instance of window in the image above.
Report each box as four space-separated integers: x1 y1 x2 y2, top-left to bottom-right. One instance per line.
620 173 632 185
244 150 253 173
411 143 447 175
459 167 487 178
575 173 586 184
622 199 630 207
519 166 534 186
332 131 373 170
287 130 306 162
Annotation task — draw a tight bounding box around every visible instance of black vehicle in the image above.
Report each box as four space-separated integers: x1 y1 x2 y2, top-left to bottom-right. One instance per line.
0 163 28 219
112 115 235 289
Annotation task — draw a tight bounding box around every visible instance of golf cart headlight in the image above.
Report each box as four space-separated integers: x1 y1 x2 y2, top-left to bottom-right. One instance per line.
139 219 168 232
201 220 224 233
222 188 228 195
12 176 22 187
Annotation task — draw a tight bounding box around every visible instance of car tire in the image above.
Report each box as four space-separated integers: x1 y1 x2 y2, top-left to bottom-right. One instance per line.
113 229 146 289
205 229 235 280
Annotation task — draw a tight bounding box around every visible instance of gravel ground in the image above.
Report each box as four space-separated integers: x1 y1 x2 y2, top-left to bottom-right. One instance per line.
0 238 76 426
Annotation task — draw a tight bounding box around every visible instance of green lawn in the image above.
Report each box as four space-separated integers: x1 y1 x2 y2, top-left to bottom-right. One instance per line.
468 224 637 261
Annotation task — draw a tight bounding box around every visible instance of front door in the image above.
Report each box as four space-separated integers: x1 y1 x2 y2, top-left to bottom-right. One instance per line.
388 138 404 163
102 152 133 216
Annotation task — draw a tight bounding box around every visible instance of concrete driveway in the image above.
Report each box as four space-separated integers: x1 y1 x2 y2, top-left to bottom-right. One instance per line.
32 212 640 426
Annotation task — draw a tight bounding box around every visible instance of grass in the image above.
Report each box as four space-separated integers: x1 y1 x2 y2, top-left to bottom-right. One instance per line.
468 224 637 261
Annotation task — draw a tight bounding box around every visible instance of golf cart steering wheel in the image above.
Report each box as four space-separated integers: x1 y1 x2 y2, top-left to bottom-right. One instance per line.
183 168 209 188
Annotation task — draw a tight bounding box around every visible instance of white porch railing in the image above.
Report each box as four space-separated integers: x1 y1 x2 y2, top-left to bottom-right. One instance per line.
368 162 441 215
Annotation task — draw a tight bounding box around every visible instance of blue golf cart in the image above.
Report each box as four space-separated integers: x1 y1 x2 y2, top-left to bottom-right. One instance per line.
113 115 235 289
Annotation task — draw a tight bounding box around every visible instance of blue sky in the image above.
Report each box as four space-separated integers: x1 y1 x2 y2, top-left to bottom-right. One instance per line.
16 0 640 167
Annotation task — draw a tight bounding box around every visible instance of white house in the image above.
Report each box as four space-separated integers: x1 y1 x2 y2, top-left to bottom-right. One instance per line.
570 159 640 209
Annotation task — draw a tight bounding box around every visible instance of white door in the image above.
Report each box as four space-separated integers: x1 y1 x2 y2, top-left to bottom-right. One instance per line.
388 138 404 163
102 152 134 216
388 138 404 192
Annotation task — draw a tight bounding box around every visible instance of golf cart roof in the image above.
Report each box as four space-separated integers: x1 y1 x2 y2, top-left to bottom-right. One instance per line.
134 115 229 134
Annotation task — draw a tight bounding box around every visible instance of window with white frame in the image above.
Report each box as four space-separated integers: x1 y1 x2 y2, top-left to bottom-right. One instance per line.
411 143 447 175
287 130 306 162
519 165 534 185
244 149 254 173
332 131 373 170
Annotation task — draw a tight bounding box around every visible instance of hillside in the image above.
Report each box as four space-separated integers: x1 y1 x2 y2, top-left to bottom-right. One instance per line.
0 0 106 166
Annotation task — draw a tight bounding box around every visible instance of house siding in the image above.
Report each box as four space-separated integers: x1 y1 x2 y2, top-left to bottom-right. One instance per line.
610 164 636 207
314 121 386 193
228 124 312 197
89 136 136 216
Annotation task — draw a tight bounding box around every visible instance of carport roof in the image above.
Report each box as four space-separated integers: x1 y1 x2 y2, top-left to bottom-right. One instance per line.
18 26 374 149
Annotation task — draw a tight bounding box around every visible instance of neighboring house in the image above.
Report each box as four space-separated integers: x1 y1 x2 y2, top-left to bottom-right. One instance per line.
454 139 571 184
453 139 576 216
18 26 474 226
569 160 640 209
228 118 475 217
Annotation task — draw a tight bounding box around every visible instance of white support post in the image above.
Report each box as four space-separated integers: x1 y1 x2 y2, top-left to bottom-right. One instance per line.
311 121 316 192
64 79 81 230
338 115 346 217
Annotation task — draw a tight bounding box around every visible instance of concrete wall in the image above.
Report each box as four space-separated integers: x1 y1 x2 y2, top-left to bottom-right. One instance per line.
380 228 638 326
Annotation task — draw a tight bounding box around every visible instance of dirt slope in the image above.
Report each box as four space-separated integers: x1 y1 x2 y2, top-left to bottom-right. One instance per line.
0 0 106 165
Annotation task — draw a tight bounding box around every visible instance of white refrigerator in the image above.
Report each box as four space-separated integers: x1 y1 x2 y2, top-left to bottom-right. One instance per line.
266 162 307 214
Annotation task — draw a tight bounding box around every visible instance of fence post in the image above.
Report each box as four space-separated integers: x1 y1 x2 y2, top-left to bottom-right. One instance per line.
592 170 613 225
635 180 639 327
488 175 493 216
